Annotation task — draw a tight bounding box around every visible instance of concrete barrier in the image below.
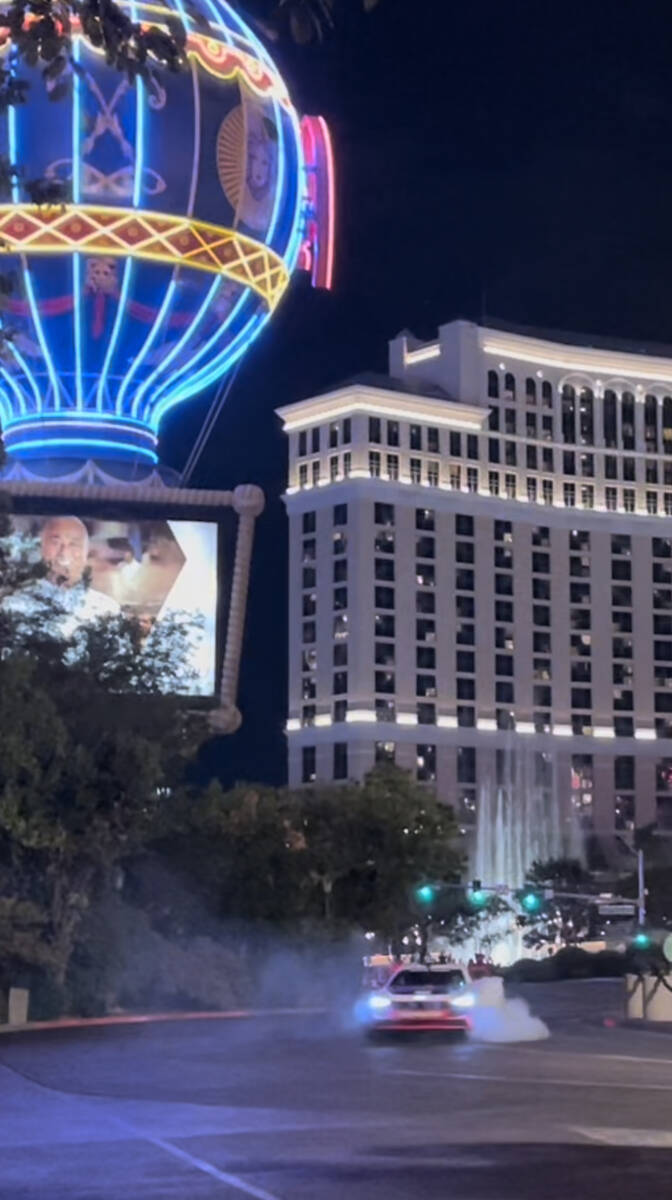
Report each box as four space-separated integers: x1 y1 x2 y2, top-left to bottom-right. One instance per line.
625 974 672 1021
8 988 29 1026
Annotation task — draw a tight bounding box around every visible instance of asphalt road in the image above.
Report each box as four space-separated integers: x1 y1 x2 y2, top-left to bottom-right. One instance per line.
2 980 672 1199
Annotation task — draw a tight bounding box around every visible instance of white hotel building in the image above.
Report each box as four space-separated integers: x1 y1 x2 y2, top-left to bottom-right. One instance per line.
278 319 672 839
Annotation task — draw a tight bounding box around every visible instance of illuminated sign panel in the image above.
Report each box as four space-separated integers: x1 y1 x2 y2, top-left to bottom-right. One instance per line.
3 512 219 695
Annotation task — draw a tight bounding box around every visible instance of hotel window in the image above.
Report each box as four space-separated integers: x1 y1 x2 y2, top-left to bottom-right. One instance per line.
457 705 475 728
410 458 422 483
495 544 513 569
302 676 316 700
375 642 395 665
375 741 396 763
387 420 399 446
525 376 537 404
457 677 475 699
374 502 394 526
505 441 517 466
465 466 478 492
580 453 594 477
527 445 537 470
527 478 538 502
666 494 672 516
427 461 439 487
526 412 537 437
302 747 316 784
489 471 500 496
299 464 308 488
333 559 348 583
330 456 339 482
418 703 436 725
333 643 348 667
302 566 316 589
417 564 435 587
375 586 395 609
417 645 435 668
375 528 395 553
417 744 436 782
542 415 553 440
623 488 636 513
375 558 395 581
417 535 435 559
333 529 347 554
542 447 554 472
467 435 479 459
298 431 307 457
563 450 575 475
621 392 635 450
417 674 437 697
646 461 658 484
563 482 576 507
456 650 475 673
302 538 316 562
449 465 461 490
333 671 348 694
333 743 348 781
369 416 382 443
417 507 435 531
505 473 517 498
456 514 474 536
333 587 348 611
334 502 348 526
329 422 339 449
579 388 594 444
605 456 618 479
369 450 381 478
302 593 316 617
533 525 550 547
606 487 617 511
311 427 320 453
489 437 501 463
542 381 553 407
623 457 636 481
542 479 554 505
334 614 348 639
410 424 422 450
302 621 316 644
375 613 395 637
450 431 462 456
504 408 516 434
417 591 436 613
645 395 659 452
375 671 395 694
581 485 594 509
417 619 436 643
387 453 399 480
504 372 516 398
342 418 351 444
561 385 576 443
647 491 659 514
375 699 395 722
603 390 617 448
302 512 316 534
343 451 351 477
427 427 440 453
488 370 499 398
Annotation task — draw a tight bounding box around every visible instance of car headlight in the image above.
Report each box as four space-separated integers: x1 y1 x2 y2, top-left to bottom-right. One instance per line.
368 994 392 1010
450 992 475 1009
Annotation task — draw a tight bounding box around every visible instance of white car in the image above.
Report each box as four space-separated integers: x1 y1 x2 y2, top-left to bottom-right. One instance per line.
357 962 474 1036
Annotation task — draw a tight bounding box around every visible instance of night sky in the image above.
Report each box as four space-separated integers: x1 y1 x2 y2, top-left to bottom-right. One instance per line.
162 0 672 787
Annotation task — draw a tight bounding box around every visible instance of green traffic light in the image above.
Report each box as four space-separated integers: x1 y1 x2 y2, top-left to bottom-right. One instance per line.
633 931 652 950
521 891 542 914
416 884 435 905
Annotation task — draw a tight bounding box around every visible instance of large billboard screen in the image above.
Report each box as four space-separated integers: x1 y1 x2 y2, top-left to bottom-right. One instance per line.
3 513 218 696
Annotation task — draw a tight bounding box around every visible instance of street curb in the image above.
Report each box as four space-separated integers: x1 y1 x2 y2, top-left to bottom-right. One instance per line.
0 1007 328 1036
620 1018 672 1035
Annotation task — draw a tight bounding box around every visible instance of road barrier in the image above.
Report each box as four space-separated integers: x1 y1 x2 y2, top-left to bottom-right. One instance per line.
625 971 672 1021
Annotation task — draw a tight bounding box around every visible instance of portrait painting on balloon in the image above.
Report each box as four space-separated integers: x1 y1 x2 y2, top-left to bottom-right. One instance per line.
2 513 219 696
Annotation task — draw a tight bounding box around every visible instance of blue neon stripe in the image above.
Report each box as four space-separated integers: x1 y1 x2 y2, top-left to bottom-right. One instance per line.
133 277 221 427
96 70 144 412
148 286 248 414
72 39 84 409
7 435 157 461
151 308 264 426
8 99 62 412
120 279 176 417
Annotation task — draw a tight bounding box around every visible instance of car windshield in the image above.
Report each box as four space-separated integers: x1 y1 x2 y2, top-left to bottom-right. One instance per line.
389 970 466 993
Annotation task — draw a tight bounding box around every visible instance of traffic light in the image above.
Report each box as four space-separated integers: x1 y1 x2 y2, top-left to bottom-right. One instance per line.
467 880 488 909
632 930 653 951
415 884 436 906
520 889 543 915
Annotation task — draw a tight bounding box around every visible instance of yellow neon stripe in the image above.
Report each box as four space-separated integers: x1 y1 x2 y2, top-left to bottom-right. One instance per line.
0 204 289 309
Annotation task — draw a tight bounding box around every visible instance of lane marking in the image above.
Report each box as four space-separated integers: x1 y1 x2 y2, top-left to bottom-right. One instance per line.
482 1045 672 1067
116 1124 282 1200
575 1126 672 1147
388 1069 672 1093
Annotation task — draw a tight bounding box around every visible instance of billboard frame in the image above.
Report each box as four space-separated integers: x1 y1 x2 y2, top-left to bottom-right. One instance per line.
0 478 264 734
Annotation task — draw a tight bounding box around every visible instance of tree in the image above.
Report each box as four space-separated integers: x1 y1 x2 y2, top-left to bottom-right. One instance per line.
154 765 463 941
518 857 593 949
0 583 207 987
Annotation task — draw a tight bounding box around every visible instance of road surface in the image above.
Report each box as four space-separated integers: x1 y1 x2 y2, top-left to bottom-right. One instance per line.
1 980 672 1199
